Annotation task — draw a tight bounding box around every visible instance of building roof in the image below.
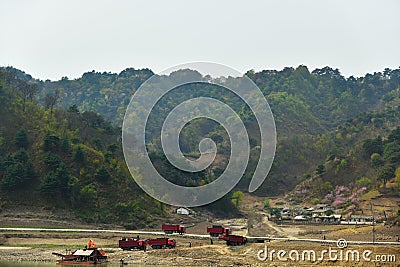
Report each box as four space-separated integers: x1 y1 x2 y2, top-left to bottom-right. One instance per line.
312 214 341 219
73 249 94 256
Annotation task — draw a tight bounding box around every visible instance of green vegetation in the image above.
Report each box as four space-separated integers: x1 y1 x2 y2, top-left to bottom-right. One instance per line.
0 69 169 228
231 190 244 207
0 64 399 223
263 197 270 209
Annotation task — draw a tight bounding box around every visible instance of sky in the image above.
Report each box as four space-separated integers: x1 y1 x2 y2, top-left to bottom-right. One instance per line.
0 0 399 81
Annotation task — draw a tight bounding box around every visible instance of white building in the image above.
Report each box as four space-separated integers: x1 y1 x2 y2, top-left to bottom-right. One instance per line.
177 207 190 215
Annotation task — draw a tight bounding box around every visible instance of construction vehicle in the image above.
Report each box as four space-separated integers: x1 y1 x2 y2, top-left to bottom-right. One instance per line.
52 240 107 265
162 223 186 234
219 234 247 246
146 237 176 249
118 237 147 250
207 225 232 237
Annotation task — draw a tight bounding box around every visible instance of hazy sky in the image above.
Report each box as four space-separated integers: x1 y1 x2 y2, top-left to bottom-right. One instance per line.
1 0 399 80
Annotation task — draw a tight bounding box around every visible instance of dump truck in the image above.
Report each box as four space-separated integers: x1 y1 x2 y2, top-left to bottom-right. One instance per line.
219 234 247 246
207 225 232 237
162 223 186 234
146 238 176 249
118 237 147 250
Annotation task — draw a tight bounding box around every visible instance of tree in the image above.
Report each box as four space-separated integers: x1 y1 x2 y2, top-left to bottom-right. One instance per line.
231 190 244 207
79 183 97 206
269 207 281 219
325 209 334 216
316 164 325 175
43 89 61 119
60 136 70 153
378 166 395 189
387 127 400 143
0 70 18 95
18 81 38 112
363 137 383 156
312 177 332 197
73 145 85 164
0 132 4 147
94 166 110 183
68 104 80 113
264 197 271 209
371 153 384 168
356 177 372 189
40 172 60 195
92 137 102 150
383 142 400 164
44 152 62 171
107 144 118 156
40 163 70 195
2 162 28 189
43 133 60 152
0 81 4 95
1 149 34 190
395 167 400 189
14 129 29 148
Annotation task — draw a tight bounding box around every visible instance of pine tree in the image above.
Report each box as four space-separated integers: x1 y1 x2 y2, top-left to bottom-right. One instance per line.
94 166 110 183
14 129 29 148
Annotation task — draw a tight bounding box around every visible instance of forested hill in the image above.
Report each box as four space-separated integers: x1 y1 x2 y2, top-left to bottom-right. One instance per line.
0 69 167 228
0 66 399 213
248 66 400 133
11 65 399 134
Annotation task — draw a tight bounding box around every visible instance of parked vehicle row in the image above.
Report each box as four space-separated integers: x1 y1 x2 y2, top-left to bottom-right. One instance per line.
118 223 247 250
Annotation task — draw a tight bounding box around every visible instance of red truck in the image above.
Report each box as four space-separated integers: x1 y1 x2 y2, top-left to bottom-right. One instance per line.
118 237 147 250
162 224 186 234
207 225 232 237
147 238 176 249
219 235 247 246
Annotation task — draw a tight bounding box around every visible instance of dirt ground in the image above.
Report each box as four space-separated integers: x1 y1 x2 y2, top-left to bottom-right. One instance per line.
0 232 399 266
1 196 400 266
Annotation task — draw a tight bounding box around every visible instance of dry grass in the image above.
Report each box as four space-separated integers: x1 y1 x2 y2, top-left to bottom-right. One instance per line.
360 190 382 201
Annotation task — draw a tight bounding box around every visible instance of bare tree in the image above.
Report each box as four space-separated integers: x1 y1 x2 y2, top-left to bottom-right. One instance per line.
19 81 39 112
0 70 19 96
44 89 61 119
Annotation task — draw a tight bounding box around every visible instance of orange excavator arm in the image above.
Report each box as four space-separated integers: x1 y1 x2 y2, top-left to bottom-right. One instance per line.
88 239 97 249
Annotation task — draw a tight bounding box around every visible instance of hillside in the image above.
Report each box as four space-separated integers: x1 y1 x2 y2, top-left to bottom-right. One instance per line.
0 65 399 222
0 70 167 228
32 66 400 195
